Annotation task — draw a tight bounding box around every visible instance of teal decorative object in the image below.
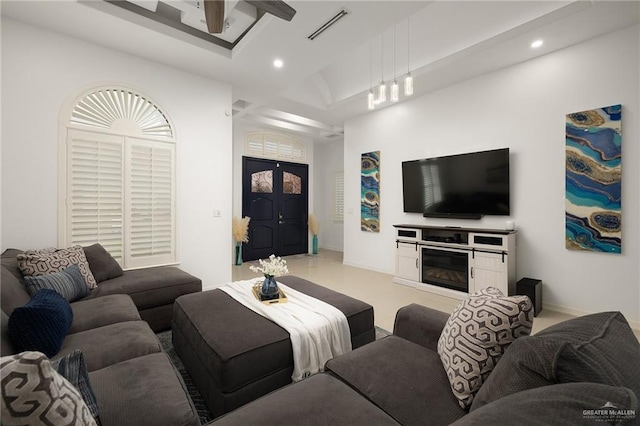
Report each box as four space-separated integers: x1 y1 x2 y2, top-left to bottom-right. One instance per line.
235 243 243 265
361 151 380 232
566 104 621 253
312 235 318 255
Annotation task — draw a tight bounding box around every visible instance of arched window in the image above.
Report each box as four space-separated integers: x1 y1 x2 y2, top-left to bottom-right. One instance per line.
59 86 176 269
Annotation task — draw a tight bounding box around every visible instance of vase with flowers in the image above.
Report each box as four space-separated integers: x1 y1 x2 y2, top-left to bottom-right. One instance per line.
232 216 250 265
308 214 319 255
250 254 289 301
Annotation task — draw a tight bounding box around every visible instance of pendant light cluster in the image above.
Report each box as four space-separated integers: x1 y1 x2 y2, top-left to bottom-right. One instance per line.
368 18 414 110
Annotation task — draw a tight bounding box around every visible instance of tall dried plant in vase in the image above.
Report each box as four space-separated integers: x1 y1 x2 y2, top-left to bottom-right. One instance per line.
308 214 319 255
232 216 250 265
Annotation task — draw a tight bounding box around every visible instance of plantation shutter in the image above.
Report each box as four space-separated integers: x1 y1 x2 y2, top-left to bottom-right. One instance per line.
125 138 176 268
62 86 177 270
244 132 307 162
66 129 124 263
333 171 344 222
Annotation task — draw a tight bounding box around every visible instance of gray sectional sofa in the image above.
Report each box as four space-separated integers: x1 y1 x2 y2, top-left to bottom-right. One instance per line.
1 248 202 426
211 304 640 425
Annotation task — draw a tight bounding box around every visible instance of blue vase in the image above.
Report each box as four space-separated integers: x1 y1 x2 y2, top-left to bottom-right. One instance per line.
312 235 318 255
260 275 279 301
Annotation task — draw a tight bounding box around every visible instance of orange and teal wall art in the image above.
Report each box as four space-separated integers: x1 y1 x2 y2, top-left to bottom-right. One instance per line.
565 104 621 253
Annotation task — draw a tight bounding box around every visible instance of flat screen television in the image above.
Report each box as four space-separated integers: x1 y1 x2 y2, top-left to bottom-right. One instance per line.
402 148 510 218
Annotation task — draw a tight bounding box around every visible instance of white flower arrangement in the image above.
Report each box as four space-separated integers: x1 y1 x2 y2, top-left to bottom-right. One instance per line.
250 254 289 278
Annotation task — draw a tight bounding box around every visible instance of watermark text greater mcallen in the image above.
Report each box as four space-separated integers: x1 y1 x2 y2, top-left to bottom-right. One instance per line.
583 401 636 423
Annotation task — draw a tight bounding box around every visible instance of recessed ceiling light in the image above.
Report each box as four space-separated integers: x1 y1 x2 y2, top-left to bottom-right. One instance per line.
531 39 544 49
273 59 284 68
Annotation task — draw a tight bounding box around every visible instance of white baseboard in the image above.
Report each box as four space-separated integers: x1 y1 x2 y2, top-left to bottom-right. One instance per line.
341 260 392 276
415 281 467 301
319 244 343 252
545 303 640 332
392 277 417 288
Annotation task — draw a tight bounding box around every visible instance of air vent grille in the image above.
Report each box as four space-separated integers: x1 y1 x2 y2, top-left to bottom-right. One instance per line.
308 9 349 41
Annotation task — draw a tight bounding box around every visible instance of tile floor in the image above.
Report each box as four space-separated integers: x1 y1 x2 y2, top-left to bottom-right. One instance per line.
231 249 593 336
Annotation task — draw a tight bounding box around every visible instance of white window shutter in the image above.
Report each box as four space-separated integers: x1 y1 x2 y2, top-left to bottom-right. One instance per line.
244 132 307 163
62 86 177 270
125 138 176 268
66 129 124 264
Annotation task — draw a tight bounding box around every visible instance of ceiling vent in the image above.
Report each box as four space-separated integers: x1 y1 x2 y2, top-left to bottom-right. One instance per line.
307 9 349 41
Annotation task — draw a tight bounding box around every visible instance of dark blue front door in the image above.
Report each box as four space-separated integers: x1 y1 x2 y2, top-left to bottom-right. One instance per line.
242 157 308 261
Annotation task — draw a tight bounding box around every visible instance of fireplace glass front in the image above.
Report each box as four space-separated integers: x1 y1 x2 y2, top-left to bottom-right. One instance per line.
421 248 469 292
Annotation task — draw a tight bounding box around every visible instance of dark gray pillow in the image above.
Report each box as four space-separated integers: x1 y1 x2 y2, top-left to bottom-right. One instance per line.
454 382 638 425
472 311 640 411
83 243 123 283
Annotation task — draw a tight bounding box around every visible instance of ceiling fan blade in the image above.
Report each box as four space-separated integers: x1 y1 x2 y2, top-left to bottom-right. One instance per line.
203 0 225 33
245 0 296 21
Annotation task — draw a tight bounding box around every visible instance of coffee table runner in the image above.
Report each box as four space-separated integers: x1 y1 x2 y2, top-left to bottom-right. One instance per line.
219 279 352 381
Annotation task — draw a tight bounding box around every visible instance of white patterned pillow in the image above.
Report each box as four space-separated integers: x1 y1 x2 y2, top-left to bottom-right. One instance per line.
1 351 97 426
437 287 533 409
18 245 97 289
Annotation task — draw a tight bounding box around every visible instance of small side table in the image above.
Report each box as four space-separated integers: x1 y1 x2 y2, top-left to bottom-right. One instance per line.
516 278 542 317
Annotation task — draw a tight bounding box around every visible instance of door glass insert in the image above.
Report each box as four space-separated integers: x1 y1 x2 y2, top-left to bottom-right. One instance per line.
283 172 301 194
251 170 273 193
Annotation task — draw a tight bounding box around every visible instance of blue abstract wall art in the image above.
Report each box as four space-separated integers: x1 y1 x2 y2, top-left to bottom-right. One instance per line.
566 104 621 253
361 151 380 233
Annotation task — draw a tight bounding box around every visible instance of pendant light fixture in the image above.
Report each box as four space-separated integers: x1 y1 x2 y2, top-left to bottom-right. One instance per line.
376 34 386 104
404 17 414 97
368 40 375 110
390 25 399 102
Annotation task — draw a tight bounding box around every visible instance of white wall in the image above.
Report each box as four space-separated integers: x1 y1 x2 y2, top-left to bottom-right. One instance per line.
313 140 344 251
1 18 234 287
344 25 640 325
231 121 315 252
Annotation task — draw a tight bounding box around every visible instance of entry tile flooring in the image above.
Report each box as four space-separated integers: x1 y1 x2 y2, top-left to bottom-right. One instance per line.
232 249 640 340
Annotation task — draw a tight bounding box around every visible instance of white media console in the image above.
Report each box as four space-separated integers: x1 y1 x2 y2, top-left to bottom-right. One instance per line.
394 224 516 300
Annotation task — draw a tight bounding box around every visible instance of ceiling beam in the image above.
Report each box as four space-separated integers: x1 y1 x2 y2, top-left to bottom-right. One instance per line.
245 0 296 21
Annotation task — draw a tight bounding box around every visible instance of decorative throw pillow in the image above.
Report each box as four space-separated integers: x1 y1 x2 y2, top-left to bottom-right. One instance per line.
23 264 90 302
471 311 640 411
437 287 533 409
7 289 73 358
18 245 97 289
51 350 100 424
453 382 638 426
83 243 123 283
1 351 97 426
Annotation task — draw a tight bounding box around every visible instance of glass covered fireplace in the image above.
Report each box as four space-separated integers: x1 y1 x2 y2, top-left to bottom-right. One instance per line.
421 248 469 293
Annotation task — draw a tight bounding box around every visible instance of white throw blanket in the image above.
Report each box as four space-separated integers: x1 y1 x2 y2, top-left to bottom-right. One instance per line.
218 279 352 381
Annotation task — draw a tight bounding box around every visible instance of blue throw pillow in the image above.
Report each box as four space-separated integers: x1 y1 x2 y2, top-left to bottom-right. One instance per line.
23 264 90 302
7 289 73 358
51 350 100 424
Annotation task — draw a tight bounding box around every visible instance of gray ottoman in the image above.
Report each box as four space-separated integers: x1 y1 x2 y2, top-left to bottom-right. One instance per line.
172 275 375 417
